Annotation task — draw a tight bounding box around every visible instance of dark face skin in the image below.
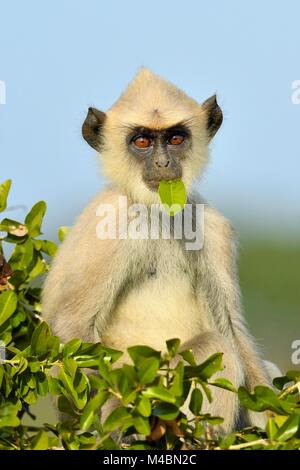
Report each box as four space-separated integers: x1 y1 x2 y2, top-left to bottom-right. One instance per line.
82 96 223 190
127 124 191 190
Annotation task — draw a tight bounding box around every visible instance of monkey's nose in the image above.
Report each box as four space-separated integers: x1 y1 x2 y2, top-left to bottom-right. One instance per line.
155 160 170 168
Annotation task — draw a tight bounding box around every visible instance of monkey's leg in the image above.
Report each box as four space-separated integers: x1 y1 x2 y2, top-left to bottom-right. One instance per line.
181 331 244 433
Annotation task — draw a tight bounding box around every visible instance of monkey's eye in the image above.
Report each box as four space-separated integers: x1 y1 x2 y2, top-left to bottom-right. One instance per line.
133 135 152 149
168 134 185 145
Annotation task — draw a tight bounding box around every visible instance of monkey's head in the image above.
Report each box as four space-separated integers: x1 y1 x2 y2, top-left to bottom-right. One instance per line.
82 69 222 204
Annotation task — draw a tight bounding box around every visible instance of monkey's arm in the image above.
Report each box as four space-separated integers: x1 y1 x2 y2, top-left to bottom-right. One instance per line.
195 204 272 428
42 190 131 342
198 204 269 390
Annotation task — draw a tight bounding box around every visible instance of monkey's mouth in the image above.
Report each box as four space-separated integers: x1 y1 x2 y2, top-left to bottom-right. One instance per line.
144 177 179 191
143 179 161 191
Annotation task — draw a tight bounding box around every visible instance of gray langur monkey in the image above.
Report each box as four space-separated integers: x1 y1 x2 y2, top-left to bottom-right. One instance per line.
42 69 278 432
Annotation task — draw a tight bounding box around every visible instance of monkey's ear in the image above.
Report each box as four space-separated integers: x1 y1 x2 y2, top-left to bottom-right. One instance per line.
82 107 106 150
202 95 223 139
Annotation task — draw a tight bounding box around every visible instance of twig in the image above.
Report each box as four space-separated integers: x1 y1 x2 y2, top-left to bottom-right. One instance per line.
226 438 269 450
279 381 300 400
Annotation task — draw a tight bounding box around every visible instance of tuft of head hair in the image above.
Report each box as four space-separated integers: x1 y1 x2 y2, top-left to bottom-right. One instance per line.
108 68 202 130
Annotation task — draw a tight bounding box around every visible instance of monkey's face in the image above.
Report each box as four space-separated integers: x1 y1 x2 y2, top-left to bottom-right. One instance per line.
82 69 222 204
127 124 191 191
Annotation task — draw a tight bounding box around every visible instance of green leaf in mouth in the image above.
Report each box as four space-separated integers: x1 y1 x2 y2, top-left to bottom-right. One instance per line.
158 180 187 216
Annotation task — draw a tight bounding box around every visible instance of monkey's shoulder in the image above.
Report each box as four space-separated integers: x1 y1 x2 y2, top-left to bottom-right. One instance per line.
189 192 235 238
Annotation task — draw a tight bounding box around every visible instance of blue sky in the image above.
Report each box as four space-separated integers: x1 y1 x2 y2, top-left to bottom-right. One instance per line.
0 0 299 238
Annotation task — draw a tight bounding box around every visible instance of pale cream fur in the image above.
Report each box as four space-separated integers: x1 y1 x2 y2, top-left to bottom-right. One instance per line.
42 69 278 433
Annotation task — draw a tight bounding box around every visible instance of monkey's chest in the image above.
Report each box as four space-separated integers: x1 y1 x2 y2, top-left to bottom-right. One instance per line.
101 270 210 352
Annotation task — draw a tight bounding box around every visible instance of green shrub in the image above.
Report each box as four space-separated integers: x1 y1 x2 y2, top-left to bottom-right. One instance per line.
0 179 299 450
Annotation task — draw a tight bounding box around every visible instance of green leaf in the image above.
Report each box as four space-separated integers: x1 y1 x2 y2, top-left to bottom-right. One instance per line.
0 401 22 427
57 395 77 416
122 364 138 384
33 239 57 257
0 290 17 326
266 418 278 440
0 414 20 427
9 239 34 271
23 388 38 404
169 362 184 397
179 349 197 366
158 180 187 216
189 388 203 415
153 403 180 420
210 377 237 393
78 433 97 448
184 354 223 381
99 436 120 450
27 254 47 281
255 386 286 414
103 407 132 433
58 226 69 242
30 322 60 359
219 432 236 449
238 387 265 412
199 380 213 403
63 339 82 357
74 371 89 394
0 218 26 235
237 385 287 414
63 357 78 380
25 201 46 237
128 443 155 450
133 416 151 435
89 376 107 391
75 357 101 368
30 322 50 356
31 430 49 450
273 375 292 390
28 359 41 373
48 377 63 395
0 403 21 428
194 421 205 439
274 414 300 441
143 386 176 404
36 372 49 396
11 307 26 328
112 368 127 390
98 358 113 384
181 378 192 403
99 345 123 363
127 345 161 364
166 338 181 358
80 391 108 431
0 180 11 213
204 416 224 425
58 369 78 405
286 370 300 381
136 396 152 417
196 353 223 380
14 357 28 375
137 357 160 385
